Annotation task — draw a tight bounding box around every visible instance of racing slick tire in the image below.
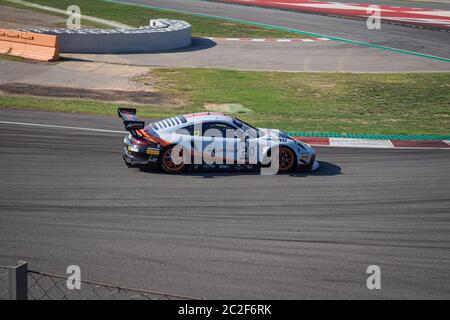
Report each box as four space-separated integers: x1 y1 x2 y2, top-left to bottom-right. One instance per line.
278 146 297 173
160 145 189 174
262 146 297 174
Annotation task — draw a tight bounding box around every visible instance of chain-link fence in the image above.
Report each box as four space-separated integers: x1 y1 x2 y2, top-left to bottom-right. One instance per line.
1 262 198 300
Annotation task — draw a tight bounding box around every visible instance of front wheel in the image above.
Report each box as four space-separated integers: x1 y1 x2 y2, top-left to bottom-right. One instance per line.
278 147 296 173
260 146 297 173
160 145 189 174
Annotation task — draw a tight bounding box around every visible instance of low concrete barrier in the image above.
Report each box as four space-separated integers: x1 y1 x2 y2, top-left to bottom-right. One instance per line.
25 19 191 54
0 28 59 61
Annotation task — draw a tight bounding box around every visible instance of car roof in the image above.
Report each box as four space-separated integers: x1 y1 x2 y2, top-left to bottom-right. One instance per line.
184 112 235 124
148 112 235 132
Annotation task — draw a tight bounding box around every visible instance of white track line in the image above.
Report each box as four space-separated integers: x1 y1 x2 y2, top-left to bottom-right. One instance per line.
329 138 393 148
1 120 448 150
387 139 396 149
0 120 125 134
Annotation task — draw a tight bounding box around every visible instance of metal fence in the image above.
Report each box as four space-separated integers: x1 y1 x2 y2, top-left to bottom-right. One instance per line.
1 261 198 300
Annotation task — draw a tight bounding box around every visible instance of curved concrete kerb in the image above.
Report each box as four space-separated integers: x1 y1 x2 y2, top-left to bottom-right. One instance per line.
24 19 192 53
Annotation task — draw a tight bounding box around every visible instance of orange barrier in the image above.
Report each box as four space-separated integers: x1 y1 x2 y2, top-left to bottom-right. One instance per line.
0 28 59 61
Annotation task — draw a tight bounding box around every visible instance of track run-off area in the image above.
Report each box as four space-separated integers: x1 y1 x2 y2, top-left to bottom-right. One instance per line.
116 0 450 60
214 0 450 30
0 109 449 299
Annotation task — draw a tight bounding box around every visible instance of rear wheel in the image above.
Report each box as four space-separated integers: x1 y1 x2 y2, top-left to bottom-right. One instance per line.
160 145 189 174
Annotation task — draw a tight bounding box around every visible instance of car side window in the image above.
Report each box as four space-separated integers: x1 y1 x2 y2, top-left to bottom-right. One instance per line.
176 125 194 136
202 122 237 137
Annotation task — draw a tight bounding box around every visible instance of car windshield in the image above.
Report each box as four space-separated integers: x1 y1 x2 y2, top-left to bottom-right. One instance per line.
233 118 263 138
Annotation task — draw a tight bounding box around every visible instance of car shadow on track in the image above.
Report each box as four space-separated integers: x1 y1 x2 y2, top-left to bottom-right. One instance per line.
162 37 218 53
138 161 341 178
290 161 342 177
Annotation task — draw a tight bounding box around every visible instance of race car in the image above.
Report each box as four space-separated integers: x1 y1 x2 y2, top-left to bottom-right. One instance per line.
118 108 319 174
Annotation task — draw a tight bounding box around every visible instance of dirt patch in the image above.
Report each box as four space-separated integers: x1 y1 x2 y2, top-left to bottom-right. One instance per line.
0 5 66 29
204 103 253 113
0 83 176 105
0 58 160 91
307 80 337 90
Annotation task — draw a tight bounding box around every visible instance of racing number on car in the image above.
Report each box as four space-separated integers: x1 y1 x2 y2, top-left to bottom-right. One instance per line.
238 138 256 163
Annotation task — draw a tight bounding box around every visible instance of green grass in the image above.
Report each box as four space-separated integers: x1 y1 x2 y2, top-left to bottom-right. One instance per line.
0 0 304 38
0 53 27 62
1 70 449 135
0 52 63 64
153 69 450 135
0 95 187 120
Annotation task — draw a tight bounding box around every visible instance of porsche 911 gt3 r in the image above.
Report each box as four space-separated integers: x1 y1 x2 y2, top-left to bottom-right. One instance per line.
118 108 319 174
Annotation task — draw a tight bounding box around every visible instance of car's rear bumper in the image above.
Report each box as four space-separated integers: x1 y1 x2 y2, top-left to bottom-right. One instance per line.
122 147 159 167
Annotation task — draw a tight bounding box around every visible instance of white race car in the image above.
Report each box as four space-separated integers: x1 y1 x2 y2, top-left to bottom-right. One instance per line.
118 108 319 174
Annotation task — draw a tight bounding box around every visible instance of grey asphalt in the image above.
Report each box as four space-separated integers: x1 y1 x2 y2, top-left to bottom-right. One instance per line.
121 0 450 59
64 38 450 72
0 109 449 299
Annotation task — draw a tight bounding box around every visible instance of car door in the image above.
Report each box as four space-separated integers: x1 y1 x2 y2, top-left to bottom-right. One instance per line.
201 122 238 165
175 122 245 165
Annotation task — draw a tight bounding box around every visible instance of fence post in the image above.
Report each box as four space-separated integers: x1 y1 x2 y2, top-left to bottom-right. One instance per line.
8 261 28 300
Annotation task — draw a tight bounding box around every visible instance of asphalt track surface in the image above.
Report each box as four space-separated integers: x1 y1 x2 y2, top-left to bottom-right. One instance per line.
0 109 449 299
119 0 450 59
65 38 450 72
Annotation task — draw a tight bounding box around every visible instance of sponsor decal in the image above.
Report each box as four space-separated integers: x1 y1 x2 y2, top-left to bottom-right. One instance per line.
147 149 160 155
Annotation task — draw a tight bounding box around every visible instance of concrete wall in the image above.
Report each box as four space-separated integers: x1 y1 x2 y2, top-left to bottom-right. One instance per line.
25 20 192 54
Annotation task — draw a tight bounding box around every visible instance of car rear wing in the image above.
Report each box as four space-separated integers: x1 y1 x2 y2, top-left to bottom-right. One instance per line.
117 108 145 131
